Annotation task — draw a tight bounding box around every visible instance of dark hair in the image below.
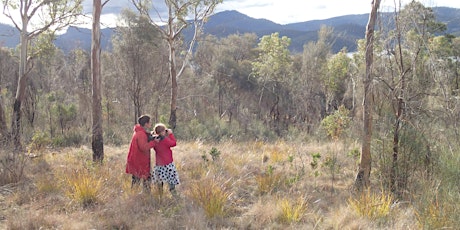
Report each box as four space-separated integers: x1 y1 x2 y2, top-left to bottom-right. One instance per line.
138 115 151 126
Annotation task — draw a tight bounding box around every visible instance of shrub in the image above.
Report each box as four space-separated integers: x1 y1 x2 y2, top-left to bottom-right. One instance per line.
209 147 221 161
28 131 51 152
0 150 27 185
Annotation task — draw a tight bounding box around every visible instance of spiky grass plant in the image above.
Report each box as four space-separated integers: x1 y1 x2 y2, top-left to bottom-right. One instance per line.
278 196 309 223
64 168 103 207
188 177 231 218
348 189 393 220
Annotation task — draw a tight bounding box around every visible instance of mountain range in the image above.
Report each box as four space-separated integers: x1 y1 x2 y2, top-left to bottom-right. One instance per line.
1 7 459 54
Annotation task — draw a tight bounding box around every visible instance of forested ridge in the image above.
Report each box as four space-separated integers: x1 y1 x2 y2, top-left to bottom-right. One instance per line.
0 0 459 228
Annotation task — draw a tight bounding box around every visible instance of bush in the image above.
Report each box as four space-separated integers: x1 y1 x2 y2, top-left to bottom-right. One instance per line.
0 150 27 185
51 132 84 147
28 131 51 152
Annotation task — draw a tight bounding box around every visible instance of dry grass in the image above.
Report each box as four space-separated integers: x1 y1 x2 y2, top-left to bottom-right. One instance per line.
0 140 455 229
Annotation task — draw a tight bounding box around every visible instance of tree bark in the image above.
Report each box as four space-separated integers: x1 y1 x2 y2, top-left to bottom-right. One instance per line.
0 95 8 143
91 0 104 163
11 16 31 151
355 0 380 190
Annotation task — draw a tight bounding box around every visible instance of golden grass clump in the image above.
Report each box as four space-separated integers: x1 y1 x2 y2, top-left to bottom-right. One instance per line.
188 176 231 218
63 168 103 207
278 196 309 224
347 189 393 220
415 199 453 229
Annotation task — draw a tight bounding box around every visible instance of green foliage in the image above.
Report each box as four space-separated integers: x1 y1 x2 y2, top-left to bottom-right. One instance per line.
347 147 360 159
209 147 221 161
178 116 277 142
414 147 460 229
310 152 321 178
252 32 292 81
320 105 351 140
51 132 84 147
324 49 351 95
28 131 51 152
30 32 57 59
310 153 321 170
104 128 124 146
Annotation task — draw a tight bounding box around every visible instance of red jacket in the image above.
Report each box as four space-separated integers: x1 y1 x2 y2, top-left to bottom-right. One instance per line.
125 124 154 179
153 133 177 166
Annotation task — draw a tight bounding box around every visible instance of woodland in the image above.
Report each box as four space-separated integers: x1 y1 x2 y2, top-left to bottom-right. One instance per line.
0 0 459 229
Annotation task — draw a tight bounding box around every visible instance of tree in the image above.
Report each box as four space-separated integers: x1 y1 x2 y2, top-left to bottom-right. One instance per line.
383 1 445 194
297 26 335 133
132 0 223 129
252 32 293 132
110 9 166 123
193 33 258 124
355 0 380 191
91 0 110 163
0 48 17 143
324 48 353 112
2 0 83 149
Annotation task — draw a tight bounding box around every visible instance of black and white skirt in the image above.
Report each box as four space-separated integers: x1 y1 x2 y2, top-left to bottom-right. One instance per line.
152 162 180 185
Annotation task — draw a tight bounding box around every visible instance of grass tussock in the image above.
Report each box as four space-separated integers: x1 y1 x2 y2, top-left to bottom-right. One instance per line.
278 196 309 224
347 189 393 220
63 168 103 207
188 176 232 218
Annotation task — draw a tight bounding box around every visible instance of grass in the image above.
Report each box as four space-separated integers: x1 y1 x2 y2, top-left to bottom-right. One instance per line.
0 141 458 229
347 189 393 220
278 196 309 223
188 176 232 218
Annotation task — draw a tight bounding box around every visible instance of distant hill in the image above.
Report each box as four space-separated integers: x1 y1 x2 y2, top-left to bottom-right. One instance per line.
0 24 19 48
1 7 459 54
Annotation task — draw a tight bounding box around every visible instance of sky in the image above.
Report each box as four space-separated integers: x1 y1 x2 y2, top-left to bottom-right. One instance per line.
2 0 460 28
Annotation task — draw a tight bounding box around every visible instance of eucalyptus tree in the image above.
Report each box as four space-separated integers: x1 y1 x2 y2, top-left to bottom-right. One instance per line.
298 26 334 133
252 32 293 133
131 0 223 129
0 48 17 142
1 0 83 149
110 9 166 124
324 48 353 112
428 35 460 142
91 0 111 163
355 0 380 191
193 33 257 124
372 1 446 194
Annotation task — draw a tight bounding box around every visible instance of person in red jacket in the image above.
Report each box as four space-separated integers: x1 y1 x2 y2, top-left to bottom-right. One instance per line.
151 123 179 196
126 115 155 192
